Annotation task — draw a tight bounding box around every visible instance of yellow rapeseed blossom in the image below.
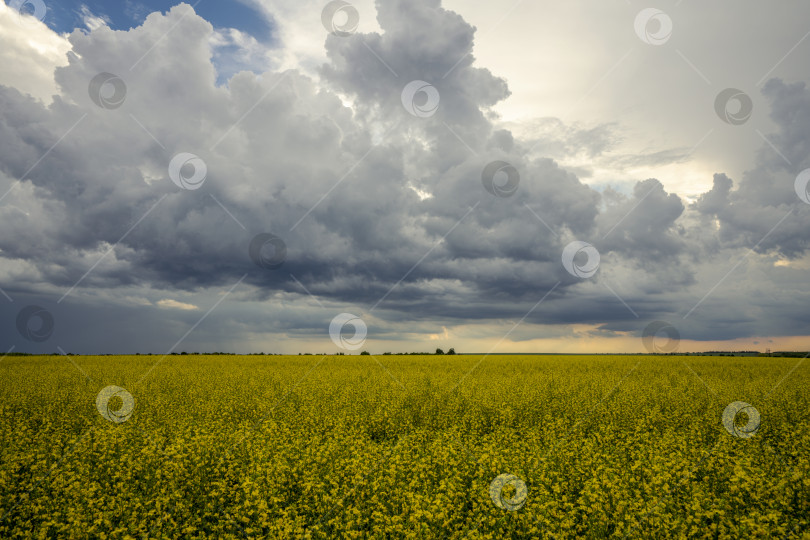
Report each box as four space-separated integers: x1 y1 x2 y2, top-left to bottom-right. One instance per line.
0 354 806 538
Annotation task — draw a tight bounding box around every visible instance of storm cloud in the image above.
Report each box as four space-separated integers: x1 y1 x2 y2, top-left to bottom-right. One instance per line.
1 0 810 354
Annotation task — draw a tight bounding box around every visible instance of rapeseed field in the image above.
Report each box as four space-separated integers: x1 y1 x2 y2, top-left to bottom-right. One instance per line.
0 354 807 538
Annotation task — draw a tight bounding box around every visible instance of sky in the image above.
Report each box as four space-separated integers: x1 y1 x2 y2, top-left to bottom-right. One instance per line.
1 0 810 355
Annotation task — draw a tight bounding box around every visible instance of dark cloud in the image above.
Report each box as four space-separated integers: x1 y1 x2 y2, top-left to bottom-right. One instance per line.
1 1 810 353
693 79 810 258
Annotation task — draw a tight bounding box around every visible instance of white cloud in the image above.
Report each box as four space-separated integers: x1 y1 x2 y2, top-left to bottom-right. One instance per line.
0 3 71 103
157 298 199 310
79 5 110 32
250 0 381 74
210 27 277 83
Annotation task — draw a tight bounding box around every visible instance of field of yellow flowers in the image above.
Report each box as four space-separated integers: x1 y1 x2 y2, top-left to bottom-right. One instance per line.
0 354 807 538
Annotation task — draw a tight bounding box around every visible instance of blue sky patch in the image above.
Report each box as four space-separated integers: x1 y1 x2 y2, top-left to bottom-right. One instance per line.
38 1 275 44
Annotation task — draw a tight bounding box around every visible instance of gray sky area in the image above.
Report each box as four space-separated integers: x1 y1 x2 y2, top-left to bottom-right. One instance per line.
1 0 810 354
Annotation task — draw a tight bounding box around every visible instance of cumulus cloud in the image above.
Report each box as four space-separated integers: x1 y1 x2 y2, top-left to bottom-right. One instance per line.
0 3 71 103
1 1 810 353
693 79 810 258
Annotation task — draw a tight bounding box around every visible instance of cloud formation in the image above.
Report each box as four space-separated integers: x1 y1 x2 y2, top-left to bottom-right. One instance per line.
1 1 810 354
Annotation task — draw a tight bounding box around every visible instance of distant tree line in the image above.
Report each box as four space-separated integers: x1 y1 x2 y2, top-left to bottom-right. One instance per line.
373 348 456 355
10 349 806 357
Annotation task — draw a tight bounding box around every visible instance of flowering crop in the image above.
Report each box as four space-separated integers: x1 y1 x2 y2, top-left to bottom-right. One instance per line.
0 354 807 538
